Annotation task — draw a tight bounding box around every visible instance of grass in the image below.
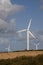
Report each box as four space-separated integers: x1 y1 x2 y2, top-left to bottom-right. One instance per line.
0 54 43 65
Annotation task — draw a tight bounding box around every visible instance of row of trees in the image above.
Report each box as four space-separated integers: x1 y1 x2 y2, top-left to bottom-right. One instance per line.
0 54 43 65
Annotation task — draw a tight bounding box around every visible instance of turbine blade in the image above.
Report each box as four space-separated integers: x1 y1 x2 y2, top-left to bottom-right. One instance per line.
28 18 32 29
29 31 35 38
16 29 26 33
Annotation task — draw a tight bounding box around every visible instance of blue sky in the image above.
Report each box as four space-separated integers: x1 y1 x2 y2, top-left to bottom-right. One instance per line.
0 0 43 52
10 0 43 30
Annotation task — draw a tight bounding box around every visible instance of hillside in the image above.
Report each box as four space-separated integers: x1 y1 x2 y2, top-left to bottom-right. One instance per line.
0 50 43 59
0 54 43 65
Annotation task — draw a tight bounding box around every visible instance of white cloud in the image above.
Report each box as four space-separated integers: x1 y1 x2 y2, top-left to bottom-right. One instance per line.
6 19 16 32
0 0 24 33
0 0 24 20
0 18 16 33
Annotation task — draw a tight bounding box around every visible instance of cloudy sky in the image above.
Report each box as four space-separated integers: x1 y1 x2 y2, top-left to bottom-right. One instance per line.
0 0 43 52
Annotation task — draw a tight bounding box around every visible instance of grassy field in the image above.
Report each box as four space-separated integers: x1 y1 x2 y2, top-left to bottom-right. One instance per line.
0 50 43 59
0 54 43 65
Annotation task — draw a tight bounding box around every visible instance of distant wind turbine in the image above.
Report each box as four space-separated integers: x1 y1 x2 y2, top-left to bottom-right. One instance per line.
34 37 40 50
34 43 39 50
17 18 35 50
5 44 11 52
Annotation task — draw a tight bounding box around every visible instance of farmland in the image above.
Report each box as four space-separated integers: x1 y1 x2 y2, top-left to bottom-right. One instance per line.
0 50 43 59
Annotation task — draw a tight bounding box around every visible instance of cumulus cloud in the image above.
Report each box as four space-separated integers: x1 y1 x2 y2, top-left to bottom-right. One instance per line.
0 0 24 33
0 0 22 46
0 19 8 29
0 18 16 33
5 19 16 33
0 0 24 20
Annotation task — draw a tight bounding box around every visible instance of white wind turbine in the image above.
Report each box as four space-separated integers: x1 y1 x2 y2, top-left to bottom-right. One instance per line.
17 18 35 50
5 44 11 52
34 38 40 50
34 43 39 50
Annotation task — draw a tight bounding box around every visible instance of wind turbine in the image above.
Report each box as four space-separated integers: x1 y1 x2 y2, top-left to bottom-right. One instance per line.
5 44 11 52
17 18 35 50
34 37 40 50
34 43 39 50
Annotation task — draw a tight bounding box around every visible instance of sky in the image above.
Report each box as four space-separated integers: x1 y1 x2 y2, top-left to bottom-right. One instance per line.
0 0 43 52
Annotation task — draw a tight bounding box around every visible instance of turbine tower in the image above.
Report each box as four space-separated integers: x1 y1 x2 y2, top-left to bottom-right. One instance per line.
34 43 39 50
5 44 11 52
17 18 35 50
